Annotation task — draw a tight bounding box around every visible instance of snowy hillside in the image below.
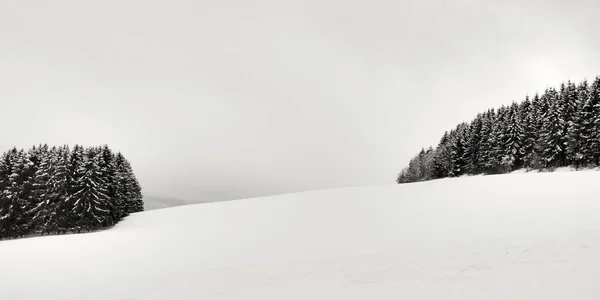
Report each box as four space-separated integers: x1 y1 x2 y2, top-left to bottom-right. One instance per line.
2 171 600 300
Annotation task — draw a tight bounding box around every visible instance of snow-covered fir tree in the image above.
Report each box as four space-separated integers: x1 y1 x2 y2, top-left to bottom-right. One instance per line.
502 103 524 171
397 75 600 184
432 132 453 178
519 96 536 168
478 109 496 173
489 106 508 173
0 149 17 237
537 88 563 168
51 146 72 233
465 115 483 174
0 145 143 240
449 123 469 177
585 76 600 165
29 144 54 234
70 148 111 230
566 81 586 167
561 81 578 165
114 154 144 214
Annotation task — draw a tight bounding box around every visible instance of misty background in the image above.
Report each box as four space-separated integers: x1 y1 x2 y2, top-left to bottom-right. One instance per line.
1 0 599 203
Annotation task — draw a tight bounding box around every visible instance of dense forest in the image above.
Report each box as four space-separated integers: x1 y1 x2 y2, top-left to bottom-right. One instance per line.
397 76 600 184
0 145 143 240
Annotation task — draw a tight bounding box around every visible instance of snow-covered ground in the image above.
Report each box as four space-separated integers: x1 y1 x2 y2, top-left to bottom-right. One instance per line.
2 170 600 299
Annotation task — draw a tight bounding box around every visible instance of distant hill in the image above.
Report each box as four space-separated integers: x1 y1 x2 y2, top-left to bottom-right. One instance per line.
142 194 191 210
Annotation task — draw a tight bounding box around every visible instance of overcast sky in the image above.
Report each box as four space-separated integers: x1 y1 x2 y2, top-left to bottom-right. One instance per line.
1 0 599 202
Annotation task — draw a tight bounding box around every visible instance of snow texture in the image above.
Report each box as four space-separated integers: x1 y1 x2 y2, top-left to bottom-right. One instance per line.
2 170 600 299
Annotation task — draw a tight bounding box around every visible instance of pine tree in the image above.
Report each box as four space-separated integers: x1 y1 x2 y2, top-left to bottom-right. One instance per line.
478 109 495 173
117 155 144 214
129 176 144 213
537 89 563 168
465 115 483 174
415 149 427 181
52 146 72 233
449 124 469 177
396 169 409 183
29 145 54 234
560 81 578 165
488 107 509 173
98 145 121 223
432 132 453 179
114 152 131 217
397 75 600 184
5 150 32 236
19 147 44 235
70 148 111 230
406 150 424 182
519 96 536 168
590 76 600 165
566 81 587 167
421 147 435 180
0 144 143 240
503 103 524 171
63 145 85 231
579 78 600 166
531 93 545 134
531 93 547 168
0 149 17 238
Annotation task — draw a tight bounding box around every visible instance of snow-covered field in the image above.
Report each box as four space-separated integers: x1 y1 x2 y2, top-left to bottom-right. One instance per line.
2 170 600 299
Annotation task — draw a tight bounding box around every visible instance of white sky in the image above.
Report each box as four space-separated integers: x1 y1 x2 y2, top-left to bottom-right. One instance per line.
1 0 599 202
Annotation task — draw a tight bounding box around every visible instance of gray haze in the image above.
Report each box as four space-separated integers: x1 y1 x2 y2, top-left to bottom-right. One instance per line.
1 0 599 202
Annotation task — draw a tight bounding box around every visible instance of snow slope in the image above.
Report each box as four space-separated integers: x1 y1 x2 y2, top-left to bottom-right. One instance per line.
2 170 600 299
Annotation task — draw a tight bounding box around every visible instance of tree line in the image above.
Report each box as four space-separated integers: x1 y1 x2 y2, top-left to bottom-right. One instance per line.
397 76 600 183
0 144 143 240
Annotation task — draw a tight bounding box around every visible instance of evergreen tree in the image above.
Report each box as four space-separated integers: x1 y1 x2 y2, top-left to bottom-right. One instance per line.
117 155 144 214
5 150 33 236
114 152 131 217
70 148 111 230
62 145 85 231
465 115 483 174
29 145 54 234
560 81 578 165
0 149 17 238
396 169 409 183
397 75 600 184
52 146 72 233
421 147 435 180
532 93 549 168
0 144 143 240
566 81 587 167
589 76 600 165
519 96 536 168
98 145 122 223
488 107 509 173
503 103 524 171
537 89 563 168
406 149 424 182
398 147 437 183
447 124 469 177
432 132 453 178
129 176 144 213
478 109 496 173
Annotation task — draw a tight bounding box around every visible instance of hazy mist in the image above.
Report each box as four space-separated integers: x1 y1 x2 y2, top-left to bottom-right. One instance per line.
1 0 599 201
